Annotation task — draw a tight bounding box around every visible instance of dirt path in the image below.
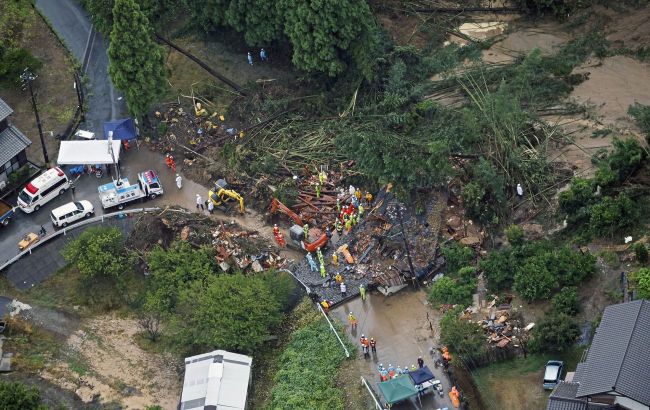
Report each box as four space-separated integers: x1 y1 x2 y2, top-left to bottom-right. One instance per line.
41 314 182 409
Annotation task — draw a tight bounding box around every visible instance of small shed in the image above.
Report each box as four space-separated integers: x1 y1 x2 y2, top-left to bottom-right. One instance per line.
179 349 252 410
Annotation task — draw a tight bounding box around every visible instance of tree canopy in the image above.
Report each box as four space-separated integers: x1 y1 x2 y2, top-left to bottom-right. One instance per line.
108 0 167 117
174 273 285 353
62 226 132 279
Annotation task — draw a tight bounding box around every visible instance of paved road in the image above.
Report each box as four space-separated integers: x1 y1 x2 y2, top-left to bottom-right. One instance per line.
35 0 126 132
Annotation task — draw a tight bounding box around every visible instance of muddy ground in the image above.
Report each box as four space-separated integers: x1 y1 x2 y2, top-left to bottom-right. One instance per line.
0 8 78 165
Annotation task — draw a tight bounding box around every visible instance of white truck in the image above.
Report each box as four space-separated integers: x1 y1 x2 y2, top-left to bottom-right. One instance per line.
98 170 163 210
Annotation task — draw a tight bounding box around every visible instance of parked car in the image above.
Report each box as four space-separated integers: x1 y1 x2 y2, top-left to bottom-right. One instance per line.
51 200 94 227
18 232 40 250
543 360 564 390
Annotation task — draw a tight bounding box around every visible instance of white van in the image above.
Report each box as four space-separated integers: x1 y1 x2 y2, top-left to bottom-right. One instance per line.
51 200 94 227
17 167 71 213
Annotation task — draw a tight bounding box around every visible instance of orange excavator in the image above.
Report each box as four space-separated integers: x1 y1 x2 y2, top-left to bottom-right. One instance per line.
270 198 329 253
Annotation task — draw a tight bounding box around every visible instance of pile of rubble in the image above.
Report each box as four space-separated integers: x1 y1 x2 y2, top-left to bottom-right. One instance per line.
475 299 535 349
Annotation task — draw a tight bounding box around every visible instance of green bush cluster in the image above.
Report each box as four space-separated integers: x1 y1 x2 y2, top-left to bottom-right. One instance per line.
481 240 595 301
440 307 486 362
551 286 580 316
144 241 295 354
0 381 47 410
559 138 645 238
268 314 352 409
530 311 581 353
628 103 650 144
633 242 649 264
428 268 477 307
630 267 650 299
441 242 474 275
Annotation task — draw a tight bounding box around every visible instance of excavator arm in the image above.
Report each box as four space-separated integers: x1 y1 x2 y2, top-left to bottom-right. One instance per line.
208 187 245 214
270 198 303 226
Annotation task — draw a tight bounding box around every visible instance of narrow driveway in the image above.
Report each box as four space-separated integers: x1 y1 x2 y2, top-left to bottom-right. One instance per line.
35 0 126 132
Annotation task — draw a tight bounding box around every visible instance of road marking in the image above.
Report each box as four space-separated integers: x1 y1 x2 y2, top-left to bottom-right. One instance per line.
82 24 96 74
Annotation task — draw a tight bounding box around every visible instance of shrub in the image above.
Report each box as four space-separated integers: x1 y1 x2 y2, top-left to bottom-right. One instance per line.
440 308 487 362
633 243 649 264
505 224 525 246
0 46 42 88
530 311 580 353
480 249 516 292
551 287 579 316
0 381 46 410
428 276 476 307
441 242 474 275
628 103 650 143
268 305 351 410
514 258 558 301
558 178 594 216
594 138 646 187
587 193 638 237
630 267 650 299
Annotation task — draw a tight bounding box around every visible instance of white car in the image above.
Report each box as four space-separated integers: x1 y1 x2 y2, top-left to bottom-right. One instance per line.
50 200 94 227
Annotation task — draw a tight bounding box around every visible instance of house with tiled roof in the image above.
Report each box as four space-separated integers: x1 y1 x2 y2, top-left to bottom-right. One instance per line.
0 98 31 187
547 299 650 410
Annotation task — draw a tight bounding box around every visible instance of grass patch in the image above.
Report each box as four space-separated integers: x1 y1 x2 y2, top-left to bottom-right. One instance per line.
472 347 585 410
3 318 61 373
66 354 89 377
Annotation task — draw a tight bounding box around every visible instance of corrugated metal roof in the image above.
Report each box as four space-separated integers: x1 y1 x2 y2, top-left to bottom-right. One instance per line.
0 98 13 121
0 125 31 166
180 350 252 410
576 300 650 405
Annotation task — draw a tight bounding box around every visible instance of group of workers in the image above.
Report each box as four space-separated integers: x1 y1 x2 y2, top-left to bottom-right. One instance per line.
333 185 372 235
377 356 426 382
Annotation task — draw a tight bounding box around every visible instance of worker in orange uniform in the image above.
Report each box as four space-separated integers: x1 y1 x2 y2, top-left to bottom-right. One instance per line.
165 154 176 172
365 191 373 205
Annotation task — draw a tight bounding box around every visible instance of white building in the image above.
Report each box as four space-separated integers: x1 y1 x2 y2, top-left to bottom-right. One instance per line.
179 350 253 410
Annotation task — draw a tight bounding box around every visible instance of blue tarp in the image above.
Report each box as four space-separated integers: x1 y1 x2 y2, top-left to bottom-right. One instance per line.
408 366 435 385
102 118 137 140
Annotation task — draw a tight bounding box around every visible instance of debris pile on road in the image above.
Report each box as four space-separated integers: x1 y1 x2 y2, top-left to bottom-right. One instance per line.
127 210 287 274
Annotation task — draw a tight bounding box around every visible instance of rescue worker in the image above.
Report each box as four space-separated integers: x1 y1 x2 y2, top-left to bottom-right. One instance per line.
355 188 362 202
340 281 347 298
207 200 214 214
335 218 343 235
396 366 403 375
247 52 253 65
275 232 286 247
369 337 377 354
319 263 326 278
319 170 326 185
349 185 355 196
165 154 176 172
315 181 321 199
358 204 365 220
377 363 384 373
365 191 373 205
360 334 368 346
320 299 331 313
417 356 424 369
403 365 410 374
306 253 318 272
273 224 280 236
303 223 310 240
316 247 325 266
336 198 341 212
388 364 395 373
359 283 367 301
335 272 343 284
175 174 183 189
410 364 417 372
332 252 339 266
325 226 332 239
260 48 267 61
345 218 352 232
348 311 357 330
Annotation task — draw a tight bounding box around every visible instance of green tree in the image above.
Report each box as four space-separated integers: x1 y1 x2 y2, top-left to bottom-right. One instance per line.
0 0 41 89
505 224 525 246
631 268 650 299
224 0 283 46
587 193 638 237
595 138 646 187
175 273 283 353
633 243 649 264
63 226 132 279
145 241 216 313
514 258 558 301
428 277 471 306
280 0 378 79
108 0 167 117
480 249 516 292
85 0 114 35
551 287 579 316
559 178 594 217
530 312 580 353
0 381 47 410
441 242 474 275
629 103 650 143
440 309 486 361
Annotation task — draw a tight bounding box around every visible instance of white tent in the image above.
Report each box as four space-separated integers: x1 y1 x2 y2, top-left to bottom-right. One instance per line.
57 140 121 165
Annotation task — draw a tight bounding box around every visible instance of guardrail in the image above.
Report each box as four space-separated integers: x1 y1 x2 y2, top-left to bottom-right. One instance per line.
0 207 160 272
361 376 386 410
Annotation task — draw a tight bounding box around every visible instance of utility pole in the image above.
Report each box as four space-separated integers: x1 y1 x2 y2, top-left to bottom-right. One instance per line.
390 202 417 285
20 69 49 166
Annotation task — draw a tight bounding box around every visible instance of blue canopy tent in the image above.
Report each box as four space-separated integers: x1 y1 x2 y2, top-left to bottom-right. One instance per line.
408 366 435 385
102 118 138 141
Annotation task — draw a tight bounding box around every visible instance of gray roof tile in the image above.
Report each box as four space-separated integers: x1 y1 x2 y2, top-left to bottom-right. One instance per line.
572 363 587 383
0 98 13 121
576 300 650 405
0 125 31 166
550 382 581 400
547 382 587 410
